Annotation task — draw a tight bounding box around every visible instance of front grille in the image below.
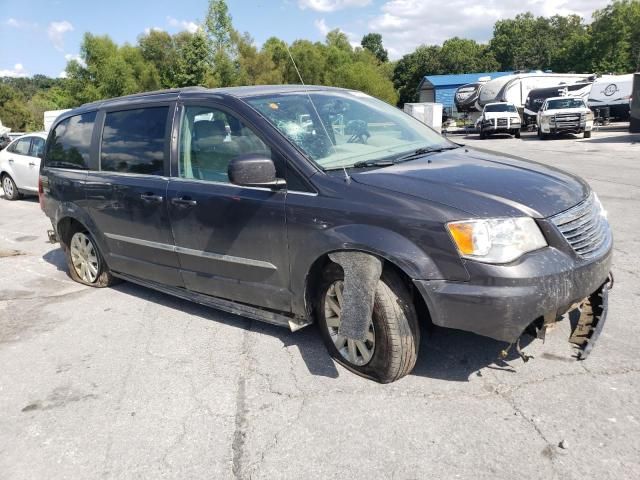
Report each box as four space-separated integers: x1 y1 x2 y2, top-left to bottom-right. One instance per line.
553 113 583 128
551 194 611 259
497 118 508 127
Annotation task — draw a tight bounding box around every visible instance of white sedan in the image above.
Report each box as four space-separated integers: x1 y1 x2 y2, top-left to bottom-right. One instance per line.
0 132 47 200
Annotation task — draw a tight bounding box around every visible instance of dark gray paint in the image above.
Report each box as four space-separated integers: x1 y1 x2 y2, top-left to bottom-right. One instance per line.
40 86 613 345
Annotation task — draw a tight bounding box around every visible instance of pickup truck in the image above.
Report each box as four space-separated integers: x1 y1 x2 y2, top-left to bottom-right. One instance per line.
537 97 594 139
478 102 521 139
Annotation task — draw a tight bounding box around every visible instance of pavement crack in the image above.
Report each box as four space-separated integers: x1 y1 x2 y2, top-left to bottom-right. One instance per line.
231 321 252 480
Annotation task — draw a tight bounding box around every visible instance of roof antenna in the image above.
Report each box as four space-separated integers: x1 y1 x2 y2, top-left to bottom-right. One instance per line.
285 44 350 184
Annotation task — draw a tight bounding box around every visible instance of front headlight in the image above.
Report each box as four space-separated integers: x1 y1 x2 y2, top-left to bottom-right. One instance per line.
446 217 547 264
511 117 521 123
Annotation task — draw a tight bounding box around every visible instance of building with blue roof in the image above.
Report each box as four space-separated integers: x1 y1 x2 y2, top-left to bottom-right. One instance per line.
418 72 512 114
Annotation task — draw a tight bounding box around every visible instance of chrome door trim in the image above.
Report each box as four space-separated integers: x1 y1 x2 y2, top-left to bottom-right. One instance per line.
104 233 277 270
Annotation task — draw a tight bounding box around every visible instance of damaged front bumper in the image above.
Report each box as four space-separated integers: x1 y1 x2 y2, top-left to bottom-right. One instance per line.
414 245 613 358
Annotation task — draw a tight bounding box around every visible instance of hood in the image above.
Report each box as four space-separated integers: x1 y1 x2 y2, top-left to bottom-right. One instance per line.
541 107 589 115
483 111 519 120
351 148 589 218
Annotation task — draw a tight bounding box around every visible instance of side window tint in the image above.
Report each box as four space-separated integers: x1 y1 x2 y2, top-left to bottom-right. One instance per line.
13 138 32 155
45 111 97 169
30 137 45 158
179 106 272 183
101 107 168 175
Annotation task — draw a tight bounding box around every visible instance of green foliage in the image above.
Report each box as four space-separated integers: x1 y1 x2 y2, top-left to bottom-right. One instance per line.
361 33 388 63
590 0 640 72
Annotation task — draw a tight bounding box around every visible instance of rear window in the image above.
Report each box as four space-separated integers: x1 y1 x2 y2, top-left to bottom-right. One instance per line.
45 111 97 169
100 107 168 175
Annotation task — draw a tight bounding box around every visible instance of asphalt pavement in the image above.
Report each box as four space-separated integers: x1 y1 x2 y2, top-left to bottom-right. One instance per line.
1 125 639 479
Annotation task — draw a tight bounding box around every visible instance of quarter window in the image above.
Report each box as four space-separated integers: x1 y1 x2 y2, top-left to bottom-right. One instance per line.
30 137 45 158
101 107 168 175
45 111 97 169
178 106 271 183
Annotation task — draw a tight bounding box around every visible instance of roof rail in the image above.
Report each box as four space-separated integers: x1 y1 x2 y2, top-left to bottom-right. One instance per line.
80 86 208 107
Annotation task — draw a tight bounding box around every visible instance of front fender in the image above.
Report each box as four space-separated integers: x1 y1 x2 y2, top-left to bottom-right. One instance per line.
289 223 457 316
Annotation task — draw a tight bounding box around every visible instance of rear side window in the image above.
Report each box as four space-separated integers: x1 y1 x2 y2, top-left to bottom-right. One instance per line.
101 107 168 175
45 111 97 169
11 138 32 155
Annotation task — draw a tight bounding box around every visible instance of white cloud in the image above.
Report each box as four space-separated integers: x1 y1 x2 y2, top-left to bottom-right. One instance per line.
47 20 74 51
5 18 37 29
144 26 165 35
299 0 371 12
64 53 86 67
314 18 331 36
58 71 68 79
0 63 28 78
166 16 199 33
367 0 610 58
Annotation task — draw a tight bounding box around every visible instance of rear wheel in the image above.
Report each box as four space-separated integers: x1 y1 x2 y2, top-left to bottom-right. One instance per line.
2 174 22 200
317 264 420 383
63 226 116 287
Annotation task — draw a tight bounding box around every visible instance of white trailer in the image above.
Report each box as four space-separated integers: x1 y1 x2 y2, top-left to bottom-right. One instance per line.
588 74 633 120
44 109 72 132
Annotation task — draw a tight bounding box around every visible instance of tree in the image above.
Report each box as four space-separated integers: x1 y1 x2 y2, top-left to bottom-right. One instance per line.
139 30 179 87
173 31 213 87
361 33 388 63
439 37 499 73
590 0 640 72
392 45 442 105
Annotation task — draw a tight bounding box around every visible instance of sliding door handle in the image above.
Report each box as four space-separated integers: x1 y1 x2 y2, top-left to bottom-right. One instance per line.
171 197 197 207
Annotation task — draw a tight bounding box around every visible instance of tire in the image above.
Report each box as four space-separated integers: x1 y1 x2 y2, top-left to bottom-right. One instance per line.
514 130 521 139
537 128 547 140
2 174 22 200
479 129 486 139
316 263 420 383
63 224 117 287
584 131 592 139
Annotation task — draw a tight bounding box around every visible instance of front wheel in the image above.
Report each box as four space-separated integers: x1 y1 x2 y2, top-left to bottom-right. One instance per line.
317 264 420 383
64 227 117 287
2 174 22 200
514 129 521 138
584 131 592 139
538 128 547 140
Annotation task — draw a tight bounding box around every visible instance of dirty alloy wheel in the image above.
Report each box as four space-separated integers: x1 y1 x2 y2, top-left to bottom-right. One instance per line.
2 174 22 200
317 264 420 383
64 227 117 287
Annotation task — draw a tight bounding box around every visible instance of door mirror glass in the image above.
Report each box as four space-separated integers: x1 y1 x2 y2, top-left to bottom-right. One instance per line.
228 154 285 188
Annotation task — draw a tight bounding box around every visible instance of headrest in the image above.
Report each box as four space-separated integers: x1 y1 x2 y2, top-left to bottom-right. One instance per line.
194 120 227 139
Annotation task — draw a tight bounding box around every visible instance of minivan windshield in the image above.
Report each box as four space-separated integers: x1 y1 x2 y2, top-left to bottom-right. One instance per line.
246 91 453 170
546 98 586 110
484 103 517 113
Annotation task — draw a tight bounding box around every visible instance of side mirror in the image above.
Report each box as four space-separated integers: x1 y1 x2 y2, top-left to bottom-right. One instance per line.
228 154 286 189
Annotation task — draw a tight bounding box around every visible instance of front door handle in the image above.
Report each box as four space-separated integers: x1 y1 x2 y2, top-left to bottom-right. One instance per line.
29 162 36 166
140 193 163 202
171 196 197 207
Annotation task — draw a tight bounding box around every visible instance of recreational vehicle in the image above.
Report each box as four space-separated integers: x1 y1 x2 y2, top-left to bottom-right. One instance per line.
588 74 633 120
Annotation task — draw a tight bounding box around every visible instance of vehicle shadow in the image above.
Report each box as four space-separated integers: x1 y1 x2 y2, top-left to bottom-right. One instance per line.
582 133 640 144
42 246 529 383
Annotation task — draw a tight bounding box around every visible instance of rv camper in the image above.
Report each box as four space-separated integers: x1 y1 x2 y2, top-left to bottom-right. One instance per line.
588 74 633 121
478 72 593 111
523 81 593 126
454 77 491 113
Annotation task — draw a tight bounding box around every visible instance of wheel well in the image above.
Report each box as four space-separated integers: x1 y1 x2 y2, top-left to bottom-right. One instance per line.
304 251 431 328
56 217 86 247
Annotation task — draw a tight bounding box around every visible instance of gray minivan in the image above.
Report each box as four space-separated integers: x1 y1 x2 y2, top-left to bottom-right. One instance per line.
39 86 613 383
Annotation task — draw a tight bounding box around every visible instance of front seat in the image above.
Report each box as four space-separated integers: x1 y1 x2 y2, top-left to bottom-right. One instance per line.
192 120 237 181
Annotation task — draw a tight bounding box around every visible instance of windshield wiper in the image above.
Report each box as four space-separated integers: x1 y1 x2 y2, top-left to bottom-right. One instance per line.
394 145 461 163
351 159 395 169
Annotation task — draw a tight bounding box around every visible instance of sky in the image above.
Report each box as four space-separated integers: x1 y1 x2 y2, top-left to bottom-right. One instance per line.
0 0 611 78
